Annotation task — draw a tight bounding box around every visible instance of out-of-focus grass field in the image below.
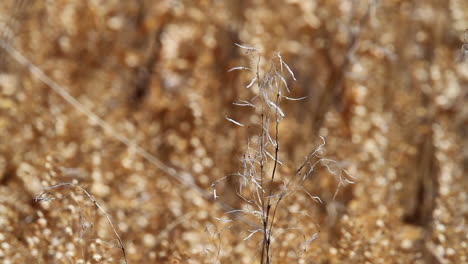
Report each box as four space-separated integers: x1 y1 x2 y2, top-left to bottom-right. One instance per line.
0 1 466 263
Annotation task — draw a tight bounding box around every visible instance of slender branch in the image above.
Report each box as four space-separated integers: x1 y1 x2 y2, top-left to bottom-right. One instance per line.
264 91 281 263
35 183 128 264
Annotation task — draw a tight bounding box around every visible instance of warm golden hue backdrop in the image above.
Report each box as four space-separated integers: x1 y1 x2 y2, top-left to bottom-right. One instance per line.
0 0 466 263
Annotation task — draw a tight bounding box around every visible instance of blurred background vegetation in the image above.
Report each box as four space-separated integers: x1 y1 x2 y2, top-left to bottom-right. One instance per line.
0 0 466 263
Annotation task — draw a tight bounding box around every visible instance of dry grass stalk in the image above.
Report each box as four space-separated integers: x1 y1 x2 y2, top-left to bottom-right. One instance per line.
213 45 354 263
34 182 128 264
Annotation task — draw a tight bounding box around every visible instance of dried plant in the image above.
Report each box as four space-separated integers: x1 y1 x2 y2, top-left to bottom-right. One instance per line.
35 181 128 264
213 45 354 263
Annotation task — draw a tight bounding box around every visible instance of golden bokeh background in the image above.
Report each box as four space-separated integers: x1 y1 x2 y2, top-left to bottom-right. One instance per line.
0 0 466 263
